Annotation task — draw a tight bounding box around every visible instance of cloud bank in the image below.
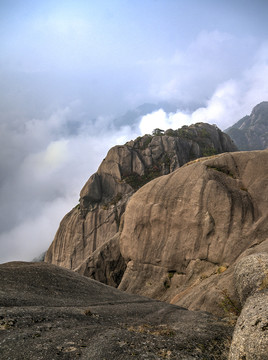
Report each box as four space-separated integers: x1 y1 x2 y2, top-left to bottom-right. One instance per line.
0 103 139 263
140 42 268 134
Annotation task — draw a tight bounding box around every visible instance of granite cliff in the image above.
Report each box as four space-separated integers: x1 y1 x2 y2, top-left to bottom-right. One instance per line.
226 101 268 150
45 122 237 281
44 118 268 322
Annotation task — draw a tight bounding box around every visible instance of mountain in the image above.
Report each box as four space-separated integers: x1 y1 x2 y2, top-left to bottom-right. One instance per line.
45 122 237 279
226 101 268 150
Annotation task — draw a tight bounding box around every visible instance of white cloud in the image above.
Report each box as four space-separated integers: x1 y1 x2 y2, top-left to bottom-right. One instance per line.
137 31 259 105
139 109 191 135
0 102 140 263
0 196 75 263
139 41 268 134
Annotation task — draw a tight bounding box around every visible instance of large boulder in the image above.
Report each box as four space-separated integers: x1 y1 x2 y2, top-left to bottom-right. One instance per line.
228 290 268 360
228 253 268 359
234 252 268 305
119 149 268 316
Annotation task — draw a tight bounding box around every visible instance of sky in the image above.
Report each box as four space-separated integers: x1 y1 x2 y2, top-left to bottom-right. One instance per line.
1 0 268 263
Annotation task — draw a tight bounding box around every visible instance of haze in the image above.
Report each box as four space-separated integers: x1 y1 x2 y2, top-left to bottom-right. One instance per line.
1 0 268 262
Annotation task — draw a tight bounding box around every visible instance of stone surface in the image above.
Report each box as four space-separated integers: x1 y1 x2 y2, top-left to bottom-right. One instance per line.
119 149 268 316
75 233 126 288
228 290 268 360
0 261 233 360
226 101 268 150
45 123 236 272
234 252 268 305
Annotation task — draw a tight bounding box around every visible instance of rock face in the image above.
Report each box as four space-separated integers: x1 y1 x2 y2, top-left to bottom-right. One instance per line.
233 252 268 306
228 291 268 360
45 122 236 279
226 101 268 150
119 149 268 315
0 261 233 360
229 253 268 360
75 233 126 288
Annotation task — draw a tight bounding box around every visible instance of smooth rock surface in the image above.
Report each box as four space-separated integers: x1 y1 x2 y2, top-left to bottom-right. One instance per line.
119 149 268 315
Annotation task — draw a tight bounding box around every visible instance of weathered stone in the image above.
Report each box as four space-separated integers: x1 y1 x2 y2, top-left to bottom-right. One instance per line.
0 261 233 360
44 201 126 270
45 123 236 272
80 173 102 204
228 290 268 360
75 233 126 288
119 149 268 315
234 252 268 305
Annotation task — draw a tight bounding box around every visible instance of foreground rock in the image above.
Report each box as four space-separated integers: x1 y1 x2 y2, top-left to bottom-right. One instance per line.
228 290 268 360
233 252 268 305
45 122 236 275
119 149 268 316
0 262 232 359
226 101 268 150
229 253 268 359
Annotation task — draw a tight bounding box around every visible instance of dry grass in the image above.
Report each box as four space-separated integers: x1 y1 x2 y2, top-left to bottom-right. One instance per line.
84 308 92 316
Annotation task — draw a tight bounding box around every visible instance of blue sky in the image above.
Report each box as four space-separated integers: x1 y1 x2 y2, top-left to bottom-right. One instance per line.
1 0 268 262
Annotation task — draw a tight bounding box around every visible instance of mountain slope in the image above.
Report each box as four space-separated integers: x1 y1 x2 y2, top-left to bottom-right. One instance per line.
0 261 232 359
226 101 268 150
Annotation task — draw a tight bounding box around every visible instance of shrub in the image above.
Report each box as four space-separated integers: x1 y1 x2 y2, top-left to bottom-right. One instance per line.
152 128 164 136
219 289 241 323
122 166 161 190
202 146 217 157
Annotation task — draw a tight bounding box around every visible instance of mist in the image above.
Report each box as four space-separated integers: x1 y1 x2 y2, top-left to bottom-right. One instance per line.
1 0 268 263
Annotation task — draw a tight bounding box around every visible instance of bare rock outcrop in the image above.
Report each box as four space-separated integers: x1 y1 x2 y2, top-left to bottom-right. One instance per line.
0 261 233 360
228 290 268 360
119 149 268 315
45 123 236 272
75 233 126 288
233 252 268 305
229 253 268 360
226 101 268 150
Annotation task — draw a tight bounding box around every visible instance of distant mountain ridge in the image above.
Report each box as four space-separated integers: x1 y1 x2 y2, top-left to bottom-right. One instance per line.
226 101 268 150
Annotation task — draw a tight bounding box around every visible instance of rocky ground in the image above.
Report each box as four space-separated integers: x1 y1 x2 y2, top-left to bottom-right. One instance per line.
0 262 233 359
